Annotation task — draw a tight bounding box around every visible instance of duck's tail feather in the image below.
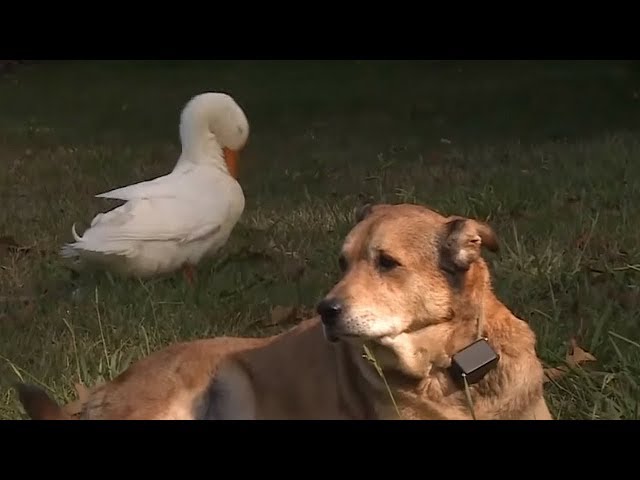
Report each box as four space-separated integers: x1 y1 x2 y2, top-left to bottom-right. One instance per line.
59 244 78 258
71 222 82 241
59 223 82 258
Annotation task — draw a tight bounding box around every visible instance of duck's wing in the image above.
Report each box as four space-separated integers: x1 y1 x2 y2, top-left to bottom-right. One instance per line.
63 167 241 259
84 195 226 245
95 171 182 201
62 196 227 258
61 195 227 260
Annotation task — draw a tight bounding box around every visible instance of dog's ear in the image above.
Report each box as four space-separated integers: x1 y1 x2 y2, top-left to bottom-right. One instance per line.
442 217 499 271
354 203 375 223
14 383 72 420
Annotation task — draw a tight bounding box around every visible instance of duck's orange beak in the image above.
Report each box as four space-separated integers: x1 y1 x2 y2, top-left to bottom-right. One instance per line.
223 147 239 178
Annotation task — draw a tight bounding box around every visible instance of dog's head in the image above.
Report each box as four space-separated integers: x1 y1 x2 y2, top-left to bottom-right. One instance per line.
316 203 499 343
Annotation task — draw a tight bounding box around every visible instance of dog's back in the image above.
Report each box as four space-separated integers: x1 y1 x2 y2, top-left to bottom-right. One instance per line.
15 335 277 420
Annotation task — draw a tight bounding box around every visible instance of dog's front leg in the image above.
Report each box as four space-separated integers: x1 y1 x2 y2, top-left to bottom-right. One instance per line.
203 361 257 420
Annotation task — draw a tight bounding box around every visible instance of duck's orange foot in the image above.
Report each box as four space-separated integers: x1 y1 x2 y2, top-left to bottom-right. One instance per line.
182 264 197 286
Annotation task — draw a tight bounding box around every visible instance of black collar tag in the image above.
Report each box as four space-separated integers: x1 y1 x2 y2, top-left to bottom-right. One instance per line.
449 338 500 386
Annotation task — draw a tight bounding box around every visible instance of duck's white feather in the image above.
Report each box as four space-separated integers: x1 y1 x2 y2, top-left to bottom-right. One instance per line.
95 174 179 201
60 92 249 278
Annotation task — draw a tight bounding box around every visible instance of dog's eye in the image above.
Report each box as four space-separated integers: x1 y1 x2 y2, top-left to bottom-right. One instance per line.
377 252 401 272
338 254 348 272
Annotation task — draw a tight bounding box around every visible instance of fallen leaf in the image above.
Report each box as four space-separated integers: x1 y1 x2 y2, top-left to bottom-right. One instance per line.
12 300 36 324
0 295 38 303
0 235 19 248
586 266 610 286
543 366 569 383
296 306 316 320
544 338 597 383
566 338 596 367
242 248 276 264
607 288 640 310
509 208 534 220
282 258 306 281
0 235 19 259
265 305 298 327
574 232 591 250
424 151 443 163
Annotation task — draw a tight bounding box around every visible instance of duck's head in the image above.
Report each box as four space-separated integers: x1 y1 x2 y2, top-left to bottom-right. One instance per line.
178 92 250 178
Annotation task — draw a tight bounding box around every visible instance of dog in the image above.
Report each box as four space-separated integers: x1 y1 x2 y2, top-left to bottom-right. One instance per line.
16 203 552 420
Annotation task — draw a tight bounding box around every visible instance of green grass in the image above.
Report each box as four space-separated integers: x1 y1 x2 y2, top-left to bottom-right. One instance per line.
1 60 640 420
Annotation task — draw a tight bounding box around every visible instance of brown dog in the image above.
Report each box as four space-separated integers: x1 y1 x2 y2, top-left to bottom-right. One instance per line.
16 203 552 420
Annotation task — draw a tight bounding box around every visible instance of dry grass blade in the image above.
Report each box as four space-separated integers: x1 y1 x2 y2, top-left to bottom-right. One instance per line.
0 235 36 259
362 344 401 419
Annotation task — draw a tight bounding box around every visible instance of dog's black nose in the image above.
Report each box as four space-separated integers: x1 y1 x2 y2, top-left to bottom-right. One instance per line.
317 297 343 326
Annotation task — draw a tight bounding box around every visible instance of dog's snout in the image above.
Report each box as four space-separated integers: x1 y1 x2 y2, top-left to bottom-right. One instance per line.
317 297 343 326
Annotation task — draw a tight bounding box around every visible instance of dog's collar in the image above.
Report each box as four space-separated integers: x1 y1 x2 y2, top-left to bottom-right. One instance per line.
447 293 500 387
445 294 500 419
360 294 499 418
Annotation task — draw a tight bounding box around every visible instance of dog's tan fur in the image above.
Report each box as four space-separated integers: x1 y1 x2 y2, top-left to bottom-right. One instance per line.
16 203 552 420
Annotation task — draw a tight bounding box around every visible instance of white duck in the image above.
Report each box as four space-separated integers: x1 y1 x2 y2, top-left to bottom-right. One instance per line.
60 92 250 283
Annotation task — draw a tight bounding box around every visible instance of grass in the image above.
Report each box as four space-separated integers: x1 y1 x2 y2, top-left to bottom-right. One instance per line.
1 60 640 420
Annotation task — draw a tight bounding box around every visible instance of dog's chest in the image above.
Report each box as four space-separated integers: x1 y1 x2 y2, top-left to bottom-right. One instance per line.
372 396 448 420
372 371 469 420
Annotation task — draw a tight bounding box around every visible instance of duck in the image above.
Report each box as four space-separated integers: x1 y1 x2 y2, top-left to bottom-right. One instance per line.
60 92 250 283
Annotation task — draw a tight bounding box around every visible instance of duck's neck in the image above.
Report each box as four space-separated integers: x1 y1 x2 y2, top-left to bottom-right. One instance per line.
181 132 224 160
177 102 227 172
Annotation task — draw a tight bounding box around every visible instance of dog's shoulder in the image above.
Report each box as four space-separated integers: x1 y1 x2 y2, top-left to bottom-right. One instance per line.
473 300 547 419
201 317 353 420
488 300 540 359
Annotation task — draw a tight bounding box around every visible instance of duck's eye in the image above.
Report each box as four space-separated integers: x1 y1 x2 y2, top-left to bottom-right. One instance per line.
377 252 401 272
338 254 348 272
